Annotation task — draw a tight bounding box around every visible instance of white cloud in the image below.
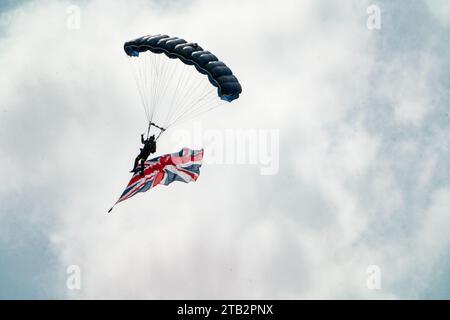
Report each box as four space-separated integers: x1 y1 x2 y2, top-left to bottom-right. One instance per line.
426 0 450 26
1 0 449 299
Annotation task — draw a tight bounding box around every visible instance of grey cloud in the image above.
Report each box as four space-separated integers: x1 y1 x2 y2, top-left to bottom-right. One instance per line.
0 0 449 299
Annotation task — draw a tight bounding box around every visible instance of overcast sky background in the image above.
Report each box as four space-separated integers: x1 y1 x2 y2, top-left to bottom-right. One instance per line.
0 0 449 299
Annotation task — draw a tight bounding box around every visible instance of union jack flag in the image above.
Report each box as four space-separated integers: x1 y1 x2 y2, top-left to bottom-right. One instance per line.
109 148 204 212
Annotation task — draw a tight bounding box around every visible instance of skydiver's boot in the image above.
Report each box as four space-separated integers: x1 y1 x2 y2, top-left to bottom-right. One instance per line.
130 157 139 173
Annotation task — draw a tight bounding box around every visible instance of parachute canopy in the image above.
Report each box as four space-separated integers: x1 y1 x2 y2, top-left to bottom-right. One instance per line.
124 34 242 137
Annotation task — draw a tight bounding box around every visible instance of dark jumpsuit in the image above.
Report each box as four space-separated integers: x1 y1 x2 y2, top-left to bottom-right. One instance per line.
131 135 156 175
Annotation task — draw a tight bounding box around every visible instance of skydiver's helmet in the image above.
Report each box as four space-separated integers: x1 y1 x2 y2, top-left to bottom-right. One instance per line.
149 135 155 142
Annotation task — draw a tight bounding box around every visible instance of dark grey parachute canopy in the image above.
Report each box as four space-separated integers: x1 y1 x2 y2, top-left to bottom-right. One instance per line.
124 34 242 102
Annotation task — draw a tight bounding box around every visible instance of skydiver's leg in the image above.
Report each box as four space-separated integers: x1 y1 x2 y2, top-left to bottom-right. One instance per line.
140 159 145 176
130 157 139 173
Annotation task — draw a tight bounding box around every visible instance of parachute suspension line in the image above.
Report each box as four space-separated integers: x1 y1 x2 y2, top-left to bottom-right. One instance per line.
144 52 151 114
143 121 166 140
142 53 215 132
156 55 175 109
146 121 151 140
183 100 224 124
174 63 194 98
148 122 166 141
137 52 170 133
166 68 198 124
169 82 214 123
175 68 205 107
177 92 218 124
167 89 217 128
150 122 166 132
162 61 188 126
152 56 179 124
151 53 165 117
167 69 210 125
148 52 157 122
181 90 217 119
147 53 158 121
165 61 193 124
180 90 222 122
166 99 224 130
151 53 166 122
130 58 150 122
130 50 238 137
140 53 150 113
147 52 158 124
142 52 150 120
160 58 180 100
156 129 164 140
148 54 164 127
146 53 158 122
183 80 213 109
141 53 152 122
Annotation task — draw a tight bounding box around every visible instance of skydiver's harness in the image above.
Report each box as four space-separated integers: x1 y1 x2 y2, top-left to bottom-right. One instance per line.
146 122 166 140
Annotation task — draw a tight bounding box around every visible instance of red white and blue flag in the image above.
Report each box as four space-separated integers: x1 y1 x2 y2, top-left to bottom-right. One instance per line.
109 148 204 212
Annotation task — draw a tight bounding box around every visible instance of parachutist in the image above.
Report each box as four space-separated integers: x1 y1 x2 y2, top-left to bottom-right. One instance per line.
130 134 156 175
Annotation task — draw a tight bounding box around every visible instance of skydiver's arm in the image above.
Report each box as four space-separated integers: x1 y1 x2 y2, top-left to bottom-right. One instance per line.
141 134 145 144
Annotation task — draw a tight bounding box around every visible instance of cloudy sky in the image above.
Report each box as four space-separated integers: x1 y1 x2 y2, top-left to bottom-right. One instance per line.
0 0 449 299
